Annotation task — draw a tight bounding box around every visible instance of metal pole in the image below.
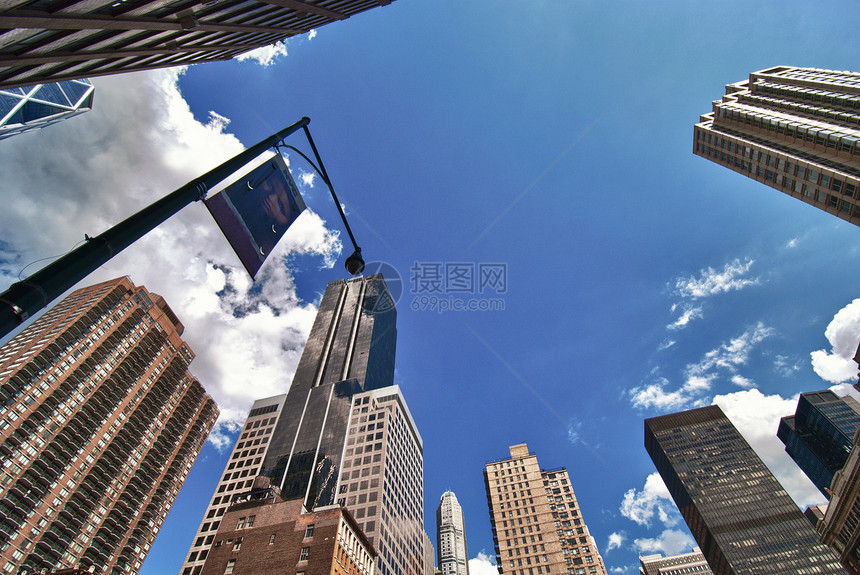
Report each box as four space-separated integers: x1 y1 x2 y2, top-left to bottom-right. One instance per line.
0 117 311 339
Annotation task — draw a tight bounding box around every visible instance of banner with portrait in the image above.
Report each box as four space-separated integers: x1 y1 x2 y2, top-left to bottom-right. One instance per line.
205 154 306 278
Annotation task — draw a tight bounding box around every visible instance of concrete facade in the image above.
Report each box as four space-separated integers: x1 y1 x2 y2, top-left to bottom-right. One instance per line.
639 548 712 575
694 66 860 227
437 491 469 575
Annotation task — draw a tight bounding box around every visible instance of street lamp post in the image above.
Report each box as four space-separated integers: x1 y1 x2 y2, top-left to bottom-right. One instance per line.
0 116 363 339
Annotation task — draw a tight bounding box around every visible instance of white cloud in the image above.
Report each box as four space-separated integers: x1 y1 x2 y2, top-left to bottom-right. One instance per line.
810 299 860 384
657 339 676 351
301 171 316 188
632 324 773 410
469 552 498 575
0 68 341 448
620 473 679 528
673 258 758 299
629 378 688 410
713 389 825 508
687 322 774 376
606 532 625 552
731 374 755 388
786 237 799 248
234 41 288 66
667 305 703 330
774 354 802 377
308 29 317 40
609 568 627 574
633 529 695 557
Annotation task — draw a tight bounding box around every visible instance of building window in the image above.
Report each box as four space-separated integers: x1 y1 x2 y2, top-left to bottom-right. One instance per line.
269 534 276 545
224 560 236 574
305 525 314 538
300 547 310 561
233 538 242 551
247 515 255 527
236 518 245 529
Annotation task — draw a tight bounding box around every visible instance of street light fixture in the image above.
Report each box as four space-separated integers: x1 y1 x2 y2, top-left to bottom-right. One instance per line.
0 117 364 339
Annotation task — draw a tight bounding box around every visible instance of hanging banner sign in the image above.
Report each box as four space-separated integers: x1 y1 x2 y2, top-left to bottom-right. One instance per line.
205 154 306 279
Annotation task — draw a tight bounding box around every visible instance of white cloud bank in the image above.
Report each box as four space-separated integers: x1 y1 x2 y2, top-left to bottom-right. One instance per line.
469 552 498 575
0 68 341 448
810 298 860 384
620 473 678 528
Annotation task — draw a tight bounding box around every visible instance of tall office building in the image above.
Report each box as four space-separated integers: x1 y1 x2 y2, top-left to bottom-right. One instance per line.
185 276 430 575
0 277 218 574
262 275 396 509
639 547 712 575
0 79 94 140
819 428 860 573
181 394 287 574
337 385 426 575
693 66 860 227
437 491 469 575
483 443 607 575
0 0 396 90
645 405 846 574
778 390 860 498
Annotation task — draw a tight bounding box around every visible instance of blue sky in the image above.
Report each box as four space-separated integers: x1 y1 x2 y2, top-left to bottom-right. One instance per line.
2 1 860 574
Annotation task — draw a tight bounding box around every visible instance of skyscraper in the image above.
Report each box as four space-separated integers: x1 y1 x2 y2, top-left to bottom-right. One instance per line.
693 66 860 227
484 443 607 575
0 79 94 140
185 275 430 575
645 405 846 574
777 389 860 498
437 491 469 575
181 394 287 574
263 274 397 509
0 277 218 574
0 0 396 90
639 547 712 575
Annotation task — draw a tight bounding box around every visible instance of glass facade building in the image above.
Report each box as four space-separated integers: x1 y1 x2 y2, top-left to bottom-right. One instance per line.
778 390 860 498
0 79 93 140
645 405 847 575
183 275 432 575
261 274 397 509
693 66 860 227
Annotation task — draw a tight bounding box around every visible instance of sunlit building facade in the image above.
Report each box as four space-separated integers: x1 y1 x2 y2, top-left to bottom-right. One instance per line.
0 79 93 140
693 66 860 227
819 428 860 574
184 276 431 575
639 548 712 575
645 405 846 574
181 394 287 574
0 277 218 574
484 443 607 575
0 0 396 90
437 491 469 575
